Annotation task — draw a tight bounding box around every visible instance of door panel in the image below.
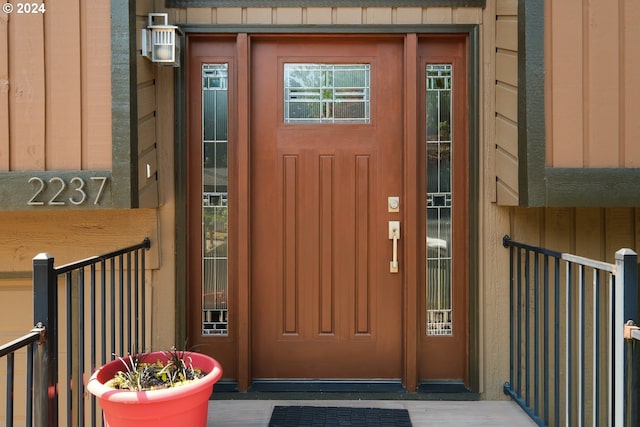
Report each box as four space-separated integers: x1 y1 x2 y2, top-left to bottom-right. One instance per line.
250 36 404 379
187 37 238 379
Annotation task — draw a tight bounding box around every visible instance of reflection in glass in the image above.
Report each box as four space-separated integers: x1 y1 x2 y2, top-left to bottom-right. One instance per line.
426 64 453 336
284 64 370 123
202 64 229 335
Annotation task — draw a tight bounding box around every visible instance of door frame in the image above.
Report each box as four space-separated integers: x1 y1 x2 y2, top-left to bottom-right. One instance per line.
175 25 480 393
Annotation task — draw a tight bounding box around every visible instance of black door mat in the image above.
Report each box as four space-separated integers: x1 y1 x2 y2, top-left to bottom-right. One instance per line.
268 405 412 427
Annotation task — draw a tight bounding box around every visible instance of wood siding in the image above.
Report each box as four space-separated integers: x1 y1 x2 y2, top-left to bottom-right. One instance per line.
157 4 484 24
511 207 639 267
546 0 640 168
0 0 111 171
136 0 159 207
494 0 518 205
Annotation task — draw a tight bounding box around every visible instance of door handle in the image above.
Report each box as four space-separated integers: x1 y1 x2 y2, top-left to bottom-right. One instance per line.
389 221 400 273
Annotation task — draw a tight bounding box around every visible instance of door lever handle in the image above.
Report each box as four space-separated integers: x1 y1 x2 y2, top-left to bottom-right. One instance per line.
389 221 400 273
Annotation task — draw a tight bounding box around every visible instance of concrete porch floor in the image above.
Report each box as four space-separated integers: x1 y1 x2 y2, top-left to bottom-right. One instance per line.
206 399 537 426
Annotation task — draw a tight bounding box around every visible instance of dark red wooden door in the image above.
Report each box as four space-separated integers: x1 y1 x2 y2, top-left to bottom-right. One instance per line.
250 36 404 379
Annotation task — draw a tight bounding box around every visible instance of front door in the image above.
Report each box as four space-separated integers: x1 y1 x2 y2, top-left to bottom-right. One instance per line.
185 33 471 390
250 36 404 380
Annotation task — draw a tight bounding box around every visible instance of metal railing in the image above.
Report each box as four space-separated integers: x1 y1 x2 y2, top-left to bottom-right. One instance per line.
1 238 151 427
503 235 638 427
0 325 45 427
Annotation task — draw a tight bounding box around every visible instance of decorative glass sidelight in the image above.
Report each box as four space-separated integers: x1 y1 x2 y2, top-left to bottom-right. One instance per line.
202 64 229 335
426 64 453 336
284 64 370 123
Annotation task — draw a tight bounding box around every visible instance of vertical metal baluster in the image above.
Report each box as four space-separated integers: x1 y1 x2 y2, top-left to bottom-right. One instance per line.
509 243 514 392
593 269 600 427
608 274 614 427
543 255 550 425
118 255 124 356
566 262 573 427
100 259 107 427
7 353 14 427
517 248 522 395
525 250 531 406
134 250 139 355
554 257 561 427
142 242 148 352
26 343 34 427
110 258 116 360
126 253 132 355
78 269 85 427
578 265 584 427
100 260 106 367
534 253 540 416
90 264 97 427
66 272 73 427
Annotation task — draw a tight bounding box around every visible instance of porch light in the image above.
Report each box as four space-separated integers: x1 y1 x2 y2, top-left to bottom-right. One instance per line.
141 13 183 67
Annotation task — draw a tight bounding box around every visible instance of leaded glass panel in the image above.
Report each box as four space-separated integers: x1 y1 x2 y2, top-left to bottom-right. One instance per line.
426 64 453 336
202 64 229 335
284 64 370 123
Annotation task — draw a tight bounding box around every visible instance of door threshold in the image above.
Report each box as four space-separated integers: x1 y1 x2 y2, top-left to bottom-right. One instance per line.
249 379 406 393
210 379 480 401
418 380 471 393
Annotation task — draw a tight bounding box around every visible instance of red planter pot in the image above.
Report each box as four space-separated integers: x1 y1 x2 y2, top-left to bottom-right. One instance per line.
87 351 223 427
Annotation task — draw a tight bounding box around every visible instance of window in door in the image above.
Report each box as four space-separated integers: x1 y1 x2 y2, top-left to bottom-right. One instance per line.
426 64 453 336
202 63 229 336
283 64 370 124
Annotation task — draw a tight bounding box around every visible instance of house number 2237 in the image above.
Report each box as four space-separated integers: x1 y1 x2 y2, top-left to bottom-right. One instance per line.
28 176 109 206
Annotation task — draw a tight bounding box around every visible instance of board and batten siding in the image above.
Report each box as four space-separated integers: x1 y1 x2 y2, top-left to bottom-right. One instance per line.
155 4 484 25
511 207 640 272
0 0 159 208
0 0 111 171
546 0 640 168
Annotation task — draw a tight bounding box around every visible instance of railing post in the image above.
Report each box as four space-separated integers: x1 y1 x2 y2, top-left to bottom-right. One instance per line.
33 253 58 427
615 248 638 427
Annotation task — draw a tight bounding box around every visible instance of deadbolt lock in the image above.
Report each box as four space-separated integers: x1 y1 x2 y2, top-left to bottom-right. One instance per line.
388 196 400 213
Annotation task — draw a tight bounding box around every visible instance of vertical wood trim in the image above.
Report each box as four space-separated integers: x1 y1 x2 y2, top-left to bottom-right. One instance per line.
283 155 298 334
517 0 546 206
84 0 112 169
9 13 45 170
403 32 418 392
45 0 82 169
622 0 640 166
585 0 619 167
0 13 8 170
236 32 251 390
355 155 370 334
110 0 136 207
319 155 334 334
548 0 583 167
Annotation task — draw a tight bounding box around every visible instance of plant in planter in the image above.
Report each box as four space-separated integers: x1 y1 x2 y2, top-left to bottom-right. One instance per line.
87 348 223 427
